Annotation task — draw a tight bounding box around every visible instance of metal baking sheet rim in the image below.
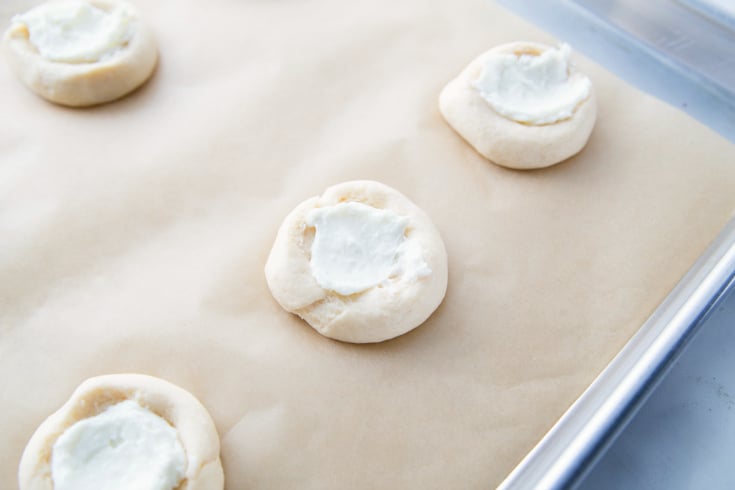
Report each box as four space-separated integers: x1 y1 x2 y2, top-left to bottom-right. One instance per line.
499 216 735 490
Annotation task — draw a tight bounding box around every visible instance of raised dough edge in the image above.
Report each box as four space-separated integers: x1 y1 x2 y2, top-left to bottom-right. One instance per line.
265 180 449 343
17 373 224 490
2 0 159 107
439 41 597 170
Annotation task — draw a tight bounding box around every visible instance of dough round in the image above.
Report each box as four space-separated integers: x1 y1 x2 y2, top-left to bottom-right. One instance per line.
265 180 448 343
439 41 596 169
18 374 224 490
2 0 158 107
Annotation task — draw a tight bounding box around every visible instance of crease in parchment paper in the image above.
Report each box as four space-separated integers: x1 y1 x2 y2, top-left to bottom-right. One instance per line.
2 0 735 488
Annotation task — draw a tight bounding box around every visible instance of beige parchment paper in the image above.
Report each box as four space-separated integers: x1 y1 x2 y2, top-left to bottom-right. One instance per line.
2 0 735 488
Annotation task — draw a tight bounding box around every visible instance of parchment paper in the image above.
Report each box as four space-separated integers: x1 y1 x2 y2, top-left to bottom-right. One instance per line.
2 0 734 488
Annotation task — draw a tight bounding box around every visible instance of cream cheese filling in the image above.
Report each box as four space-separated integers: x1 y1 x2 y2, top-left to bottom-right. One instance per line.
14 0 133 63
306 202 431 296
51 399 186 490
472 44 591 125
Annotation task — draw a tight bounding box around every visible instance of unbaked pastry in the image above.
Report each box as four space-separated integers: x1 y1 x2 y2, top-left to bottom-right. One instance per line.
439 41 596 169
2 0 158 107
265 180 448 343
18 374 224 490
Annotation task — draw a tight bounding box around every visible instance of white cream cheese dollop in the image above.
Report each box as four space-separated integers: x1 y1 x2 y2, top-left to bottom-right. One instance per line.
472 44 591 125
14 0 133 63
306 202 431 296
51 399 186 490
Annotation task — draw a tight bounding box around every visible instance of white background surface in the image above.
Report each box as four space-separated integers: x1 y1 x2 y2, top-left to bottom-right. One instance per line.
578 285 735 489
498 1 735 488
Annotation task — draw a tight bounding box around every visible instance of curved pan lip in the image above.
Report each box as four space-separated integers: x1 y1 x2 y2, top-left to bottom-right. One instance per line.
499 217 735 490
494 1 735 487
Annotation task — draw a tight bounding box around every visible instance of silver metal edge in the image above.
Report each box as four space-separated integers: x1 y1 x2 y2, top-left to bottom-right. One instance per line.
498 216 735 490
496 0 735 143
569 0 735 102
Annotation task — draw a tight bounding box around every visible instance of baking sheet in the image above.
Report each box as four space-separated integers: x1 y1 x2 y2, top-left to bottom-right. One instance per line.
1 0 735 488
